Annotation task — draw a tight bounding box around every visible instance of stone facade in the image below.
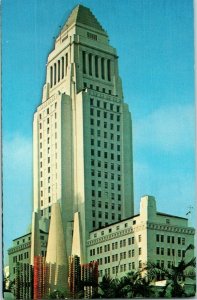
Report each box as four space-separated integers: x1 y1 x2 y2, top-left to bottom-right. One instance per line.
33 4 134 262
87 196 195 279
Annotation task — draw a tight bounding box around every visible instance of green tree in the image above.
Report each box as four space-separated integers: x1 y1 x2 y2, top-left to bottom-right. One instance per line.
147 244 196 297
94 271 155 298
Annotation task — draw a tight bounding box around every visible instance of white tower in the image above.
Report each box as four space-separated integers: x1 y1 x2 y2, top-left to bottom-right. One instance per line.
33 5 134 261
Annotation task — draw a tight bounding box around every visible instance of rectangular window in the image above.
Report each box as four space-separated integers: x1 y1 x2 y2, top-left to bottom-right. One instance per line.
139 261 142 268
107 59 111 81
101 57 105 79
89 53 92 75
50 66 53 88
62 57 64 79
65 53 68 74
58 60 60 82
54 63 56 85
95 56 98 77
82 51 86 74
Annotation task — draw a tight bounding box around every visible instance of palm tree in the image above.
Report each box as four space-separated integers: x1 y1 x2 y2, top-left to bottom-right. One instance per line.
146 244 196 297
94 275 117 298
94 271 155 298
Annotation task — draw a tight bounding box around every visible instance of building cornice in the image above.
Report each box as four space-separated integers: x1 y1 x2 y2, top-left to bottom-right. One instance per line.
147 222 195 235
87 223 146 247
8 241 47 255
87 221 195 247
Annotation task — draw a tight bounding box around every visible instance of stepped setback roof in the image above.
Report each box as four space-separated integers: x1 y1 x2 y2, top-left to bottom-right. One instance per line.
62 4 107 34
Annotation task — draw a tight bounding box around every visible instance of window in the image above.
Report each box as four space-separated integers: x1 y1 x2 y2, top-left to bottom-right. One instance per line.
82 51 86 74
101 57 105 79
54 63 57 85
107 59 111 81
58 60 60 82
90 98 94 106
139 248 142 255
91 128 94 135
156 234 160 242
178 237 181 244
62 57 64 79
89 53 92 75
139 261 142 268
50 66 53 87
95 56 98 77
182 238 185 245
156 247 160 255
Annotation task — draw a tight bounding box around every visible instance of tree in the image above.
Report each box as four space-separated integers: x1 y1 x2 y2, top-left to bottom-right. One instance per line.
146 244 196 297
94 271 155 298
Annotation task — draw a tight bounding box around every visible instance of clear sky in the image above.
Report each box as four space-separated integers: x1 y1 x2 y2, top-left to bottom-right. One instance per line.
2 0 195 264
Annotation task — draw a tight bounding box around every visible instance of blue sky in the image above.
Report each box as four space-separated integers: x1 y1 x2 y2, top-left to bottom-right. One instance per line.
2 0 195 264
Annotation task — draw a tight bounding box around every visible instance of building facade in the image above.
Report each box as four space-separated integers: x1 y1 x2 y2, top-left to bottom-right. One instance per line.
7 4 195 297
33 4 134 261
8 230 48 282
87 196 195 280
